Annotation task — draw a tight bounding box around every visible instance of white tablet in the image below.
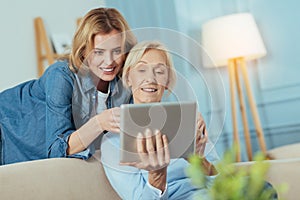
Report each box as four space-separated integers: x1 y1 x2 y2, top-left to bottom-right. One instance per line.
120 101 197 163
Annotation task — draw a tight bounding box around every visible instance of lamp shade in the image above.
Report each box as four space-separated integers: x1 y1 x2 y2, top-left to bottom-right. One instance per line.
201 13 267 67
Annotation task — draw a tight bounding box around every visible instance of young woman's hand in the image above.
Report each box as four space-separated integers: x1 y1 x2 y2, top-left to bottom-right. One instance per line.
96 107 120 133
196 112 208 157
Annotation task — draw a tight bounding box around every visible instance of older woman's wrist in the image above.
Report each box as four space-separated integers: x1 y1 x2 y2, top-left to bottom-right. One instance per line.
201 157 218 176
148 167 167 193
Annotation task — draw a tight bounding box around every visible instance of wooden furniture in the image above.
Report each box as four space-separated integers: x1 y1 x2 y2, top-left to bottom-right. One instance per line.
77 17 82 26
34 17 60 77
202 13 268 161
228 57 267 161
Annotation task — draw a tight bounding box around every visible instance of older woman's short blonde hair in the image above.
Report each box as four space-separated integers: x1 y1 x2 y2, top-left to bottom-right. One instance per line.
122 41 177 92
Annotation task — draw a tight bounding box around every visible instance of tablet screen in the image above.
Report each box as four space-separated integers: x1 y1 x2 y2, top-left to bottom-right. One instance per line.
120 101 197 162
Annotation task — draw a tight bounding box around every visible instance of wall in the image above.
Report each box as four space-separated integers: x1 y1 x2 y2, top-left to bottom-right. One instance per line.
175 0 300 159
0 0 105 92
2 0 299 161
250 0 300 149
106 0 300 160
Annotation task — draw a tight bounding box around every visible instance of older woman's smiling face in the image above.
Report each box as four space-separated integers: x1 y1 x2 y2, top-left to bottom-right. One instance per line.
127 49 169 104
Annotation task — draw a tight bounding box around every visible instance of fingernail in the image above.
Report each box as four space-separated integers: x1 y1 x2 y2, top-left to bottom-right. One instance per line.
155 129 160 135
137 132 143 138
145 129 152 136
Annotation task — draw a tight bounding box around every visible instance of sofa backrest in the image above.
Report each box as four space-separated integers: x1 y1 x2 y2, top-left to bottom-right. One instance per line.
235 158 300 200
0 156 121 200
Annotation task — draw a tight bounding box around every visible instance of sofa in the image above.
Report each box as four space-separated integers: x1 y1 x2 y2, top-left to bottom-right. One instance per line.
1 150 299 200
0 151 121 200
235 158 300 200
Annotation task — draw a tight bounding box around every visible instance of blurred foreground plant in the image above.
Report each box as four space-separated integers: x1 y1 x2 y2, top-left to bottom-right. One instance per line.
186 148 287 200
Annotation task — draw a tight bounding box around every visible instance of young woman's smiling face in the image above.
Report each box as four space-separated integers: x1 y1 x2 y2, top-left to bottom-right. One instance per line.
127 49 169 104
87 30 124 82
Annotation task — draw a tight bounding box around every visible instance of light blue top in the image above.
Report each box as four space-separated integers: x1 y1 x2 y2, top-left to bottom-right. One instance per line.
101 132 217 200
0 61 131 165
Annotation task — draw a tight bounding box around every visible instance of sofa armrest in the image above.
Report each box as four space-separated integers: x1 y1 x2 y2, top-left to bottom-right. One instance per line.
235 158 300 200
0 157 121 200
268 143 300 159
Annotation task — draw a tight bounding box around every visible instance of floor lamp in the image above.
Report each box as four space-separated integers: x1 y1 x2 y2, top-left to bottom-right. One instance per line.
201 13 267 161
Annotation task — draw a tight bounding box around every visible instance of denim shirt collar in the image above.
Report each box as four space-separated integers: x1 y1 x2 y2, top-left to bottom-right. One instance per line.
110 76 120 97
76 68 96 94
72 65 132 129
77 67 120 97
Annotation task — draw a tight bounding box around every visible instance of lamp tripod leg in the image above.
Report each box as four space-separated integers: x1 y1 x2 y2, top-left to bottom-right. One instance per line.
228 59 241 162
239 58 267 156
234 59 253 161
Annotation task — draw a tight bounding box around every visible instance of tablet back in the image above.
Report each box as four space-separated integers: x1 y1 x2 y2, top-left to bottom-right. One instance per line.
120 101 197 163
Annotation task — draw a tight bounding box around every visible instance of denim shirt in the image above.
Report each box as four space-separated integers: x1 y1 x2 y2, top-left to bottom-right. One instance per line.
0 60 131 165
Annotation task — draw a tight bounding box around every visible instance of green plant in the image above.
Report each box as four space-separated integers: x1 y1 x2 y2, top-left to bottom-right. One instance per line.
186 148 284 200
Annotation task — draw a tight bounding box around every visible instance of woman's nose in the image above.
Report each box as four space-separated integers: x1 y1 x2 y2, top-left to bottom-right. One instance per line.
145 70 156 83
104 52 113 65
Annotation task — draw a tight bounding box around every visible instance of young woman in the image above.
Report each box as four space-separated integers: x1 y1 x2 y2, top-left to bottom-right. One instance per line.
100 41 217 199
0 8 136 165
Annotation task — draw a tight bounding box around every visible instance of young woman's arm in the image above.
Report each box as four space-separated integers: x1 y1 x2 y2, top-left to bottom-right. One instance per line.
67 107 120 155
45 62 123 157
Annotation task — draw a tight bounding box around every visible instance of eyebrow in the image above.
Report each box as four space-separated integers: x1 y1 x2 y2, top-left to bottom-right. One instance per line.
94 46 121 51
137 61 166 66
137 61 147 64
156 63 167 67
113 47 121 50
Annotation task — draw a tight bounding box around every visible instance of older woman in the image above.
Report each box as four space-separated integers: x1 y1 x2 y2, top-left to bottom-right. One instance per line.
100 41 217 200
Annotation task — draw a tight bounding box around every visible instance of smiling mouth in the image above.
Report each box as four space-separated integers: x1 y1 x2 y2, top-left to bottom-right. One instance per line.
100 67 116 72
141 87 158 92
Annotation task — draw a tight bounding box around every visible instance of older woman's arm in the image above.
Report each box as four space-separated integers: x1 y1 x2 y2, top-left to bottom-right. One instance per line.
195 112 218 176
101 132 169 200
122 129 170 192
140 130 170 192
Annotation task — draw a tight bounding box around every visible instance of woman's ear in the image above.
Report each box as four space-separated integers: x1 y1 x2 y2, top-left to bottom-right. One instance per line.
165 80 169 89
165 77 170 90
126 73 132 87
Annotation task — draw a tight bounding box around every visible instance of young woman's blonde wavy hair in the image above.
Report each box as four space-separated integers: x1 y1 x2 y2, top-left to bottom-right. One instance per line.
122 41 177 93
60 8 136 72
